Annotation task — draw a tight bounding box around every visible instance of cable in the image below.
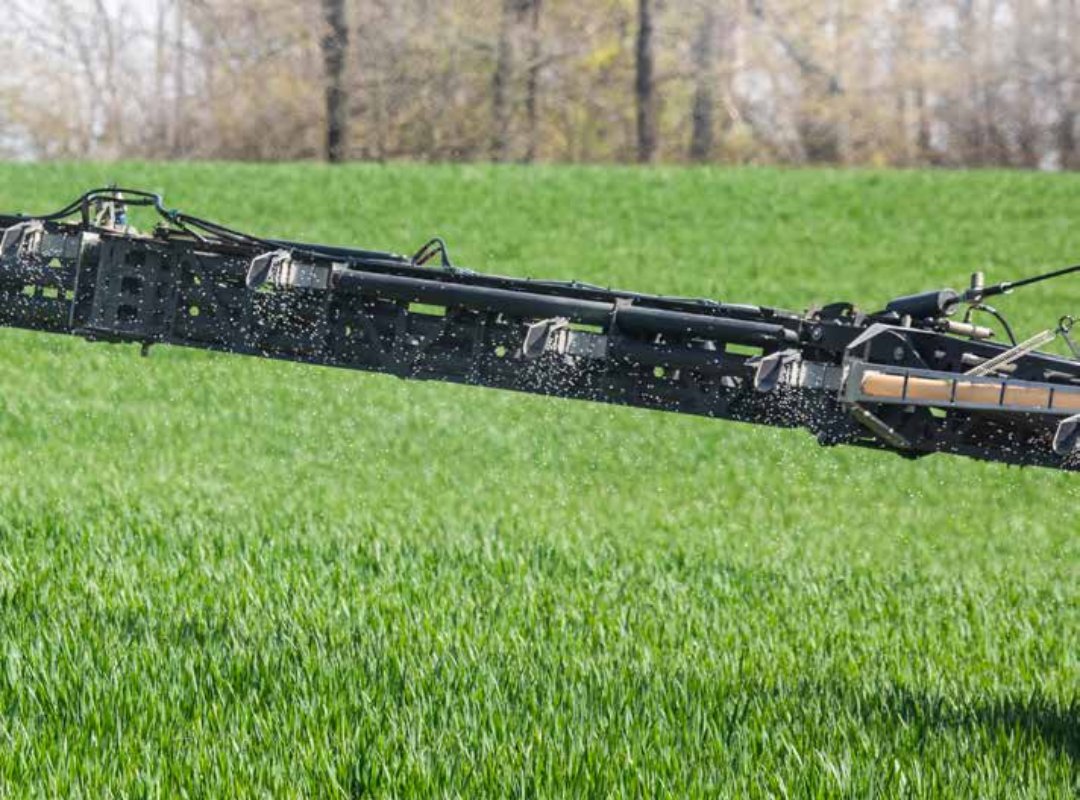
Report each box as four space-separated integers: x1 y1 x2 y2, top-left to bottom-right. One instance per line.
1006 263 1080 290
981 263 1080 299
964 304 1018 346
411 237 453 269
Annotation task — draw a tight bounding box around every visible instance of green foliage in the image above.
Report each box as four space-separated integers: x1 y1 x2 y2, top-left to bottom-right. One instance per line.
0 163 1076 798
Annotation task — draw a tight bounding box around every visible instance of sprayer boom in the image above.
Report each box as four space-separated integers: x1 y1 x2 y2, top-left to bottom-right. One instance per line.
3 188 1079 471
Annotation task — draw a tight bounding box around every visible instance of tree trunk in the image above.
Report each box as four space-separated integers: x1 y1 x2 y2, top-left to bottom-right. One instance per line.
524 0 543 163
1058 112 1077 169
689 5 717 162
91 0 123 152
172 0 186 157
915 85 931 161
321 0 350 163
491 0 515 161
979 0 1006 165
956 0 986 164
635 0 657 163
910 0 932 162
154 0 169 154
1053 0 1078 169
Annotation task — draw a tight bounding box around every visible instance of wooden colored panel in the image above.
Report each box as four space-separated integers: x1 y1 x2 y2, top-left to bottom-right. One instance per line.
905 376 953 402
955 381 1003 405
1051 390 1080 411
1002 384 1051 408
861 372 906 399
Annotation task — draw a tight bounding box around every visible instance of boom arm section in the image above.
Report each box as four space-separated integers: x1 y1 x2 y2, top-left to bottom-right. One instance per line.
2 189 1079 471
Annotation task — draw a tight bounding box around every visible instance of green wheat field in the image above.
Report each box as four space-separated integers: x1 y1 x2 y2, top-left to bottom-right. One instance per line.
0 164 1076 798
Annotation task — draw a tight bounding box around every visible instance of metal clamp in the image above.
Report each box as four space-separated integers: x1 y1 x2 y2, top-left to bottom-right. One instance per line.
750 349 801 393
0 221 45 260
245 250 292 289
1053 413 1080 456
521 317 569 360
246 250 331 291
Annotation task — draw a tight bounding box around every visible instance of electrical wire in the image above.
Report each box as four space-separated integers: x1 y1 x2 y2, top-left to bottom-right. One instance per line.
964 304 1018 346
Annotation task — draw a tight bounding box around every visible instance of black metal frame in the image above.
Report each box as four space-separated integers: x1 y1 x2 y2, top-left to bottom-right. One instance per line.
2 190 1079 472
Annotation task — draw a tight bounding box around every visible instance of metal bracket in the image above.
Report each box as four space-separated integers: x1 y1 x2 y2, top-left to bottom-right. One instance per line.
750 349 801 393
246 249 292 289
850 404 913 449
0 221 45 260
521 317 569 360
275 260 331 290
840 358 1080 417
1053 414 1080 456
1059 316 1080 360
246 250 331 291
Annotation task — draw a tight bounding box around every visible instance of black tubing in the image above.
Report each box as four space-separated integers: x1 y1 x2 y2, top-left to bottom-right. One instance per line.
334 267 796 345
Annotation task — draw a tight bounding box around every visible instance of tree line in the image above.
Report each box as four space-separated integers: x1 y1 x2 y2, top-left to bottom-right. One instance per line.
3 0 1080 169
